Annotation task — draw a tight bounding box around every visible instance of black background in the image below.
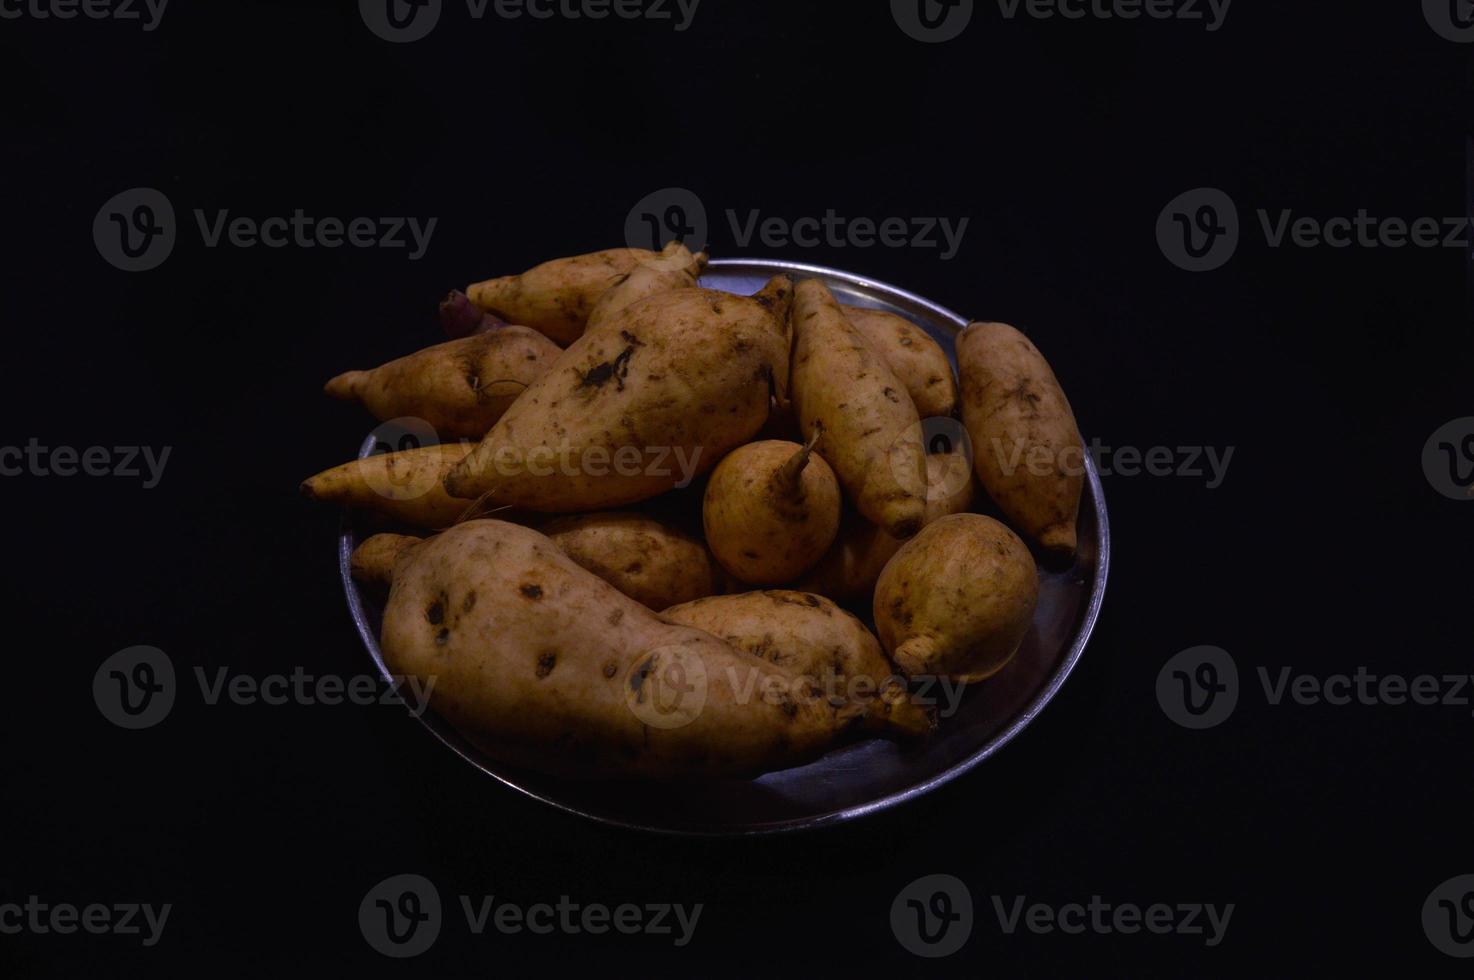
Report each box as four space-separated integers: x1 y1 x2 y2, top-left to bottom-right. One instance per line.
2 0 1470 975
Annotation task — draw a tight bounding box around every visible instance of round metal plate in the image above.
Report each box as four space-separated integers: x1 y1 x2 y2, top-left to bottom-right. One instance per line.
340 257 1110 836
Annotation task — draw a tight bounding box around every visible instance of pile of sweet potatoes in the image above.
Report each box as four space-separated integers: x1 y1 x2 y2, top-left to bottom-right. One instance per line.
303 242 1085 780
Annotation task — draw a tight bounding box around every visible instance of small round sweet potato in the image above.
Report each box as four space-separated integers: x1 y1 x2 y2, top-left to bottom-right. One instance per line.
873 514 1039 684
703 437 841 586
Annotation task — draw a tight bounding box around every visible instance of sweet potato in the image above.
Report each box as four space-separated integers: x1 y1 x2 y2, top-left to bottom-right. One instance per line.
796 451 974 603
958 321 1084 556
541 511 722 610
662 590 934 738
585 241 708 334
791 280 926 539
349 533 425 593
874 514 1039 684
324 328 561 440
300 443 472 529
379 520 911 778
841 306 959 418
466 246 660 346
702 436 840 586
443 277 794 511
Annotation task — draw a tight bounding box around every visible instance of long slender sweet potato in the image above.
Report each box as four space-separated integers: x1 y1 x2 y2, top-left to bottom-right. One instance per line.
301 443 472 529
957 321 1084 556
466 246 660 346
325 328 561 439
379 520 917 778
541 511 723 610
842 306 959 418
791 280 926 539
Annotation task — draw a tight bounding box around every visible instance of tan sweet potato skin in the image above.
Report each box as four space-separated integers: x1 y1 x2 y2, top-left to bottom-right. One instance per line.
958 322 1084 556
662 590 933 738
444 279 794 511
585 242 707 334
324 327 562 439
541 511 722 610
379 520 880 779
301 443 472 529
349 533 424 592
796 452 975 603
702 440 840 586
791 280 926 539
842 306 959 418
874 514 1039 684
467 247 657 346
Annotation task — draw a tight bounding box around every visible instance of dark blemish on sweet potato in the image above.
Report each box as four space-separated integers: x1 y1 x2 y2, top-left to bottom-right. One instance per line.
619 330 645 348
624 561 643 574
883 387 900 403
426 599 445 625
602 660 619 679
608 607 625 625
435 627 450 645
742 549 760 560
462 591 477 612
520 583 544 599
926 375 944 386
860 426 882 438
579 346 636 391
535 651 557 678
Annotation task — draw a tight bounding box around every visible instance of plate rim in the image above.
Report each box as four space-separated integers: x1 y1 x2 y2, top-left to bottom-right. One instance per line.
339 257 1112 837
